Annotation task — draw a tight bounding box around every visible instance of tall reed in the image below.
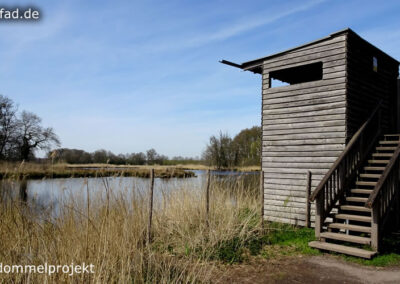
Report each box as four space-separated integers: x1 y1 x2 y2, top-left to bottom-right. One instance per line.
0 173 261 283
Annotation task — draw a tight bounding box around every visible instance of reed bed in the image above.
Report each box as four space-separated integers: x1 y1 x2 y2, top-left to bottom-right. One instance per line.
0 162 194 179
0 173 262 283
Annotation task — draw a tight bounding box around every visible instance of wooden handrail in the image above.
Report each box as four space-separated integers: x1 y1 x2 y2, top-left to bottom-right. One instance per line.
366 143 400 208
310 101 382 202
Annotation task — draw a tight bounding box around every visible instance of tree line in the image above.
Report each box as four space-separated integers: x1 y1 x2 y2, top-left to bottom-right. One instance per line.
202 126 261 169
52 125 262 167
0 95 60 161
1 95 261 168
49 148 177 165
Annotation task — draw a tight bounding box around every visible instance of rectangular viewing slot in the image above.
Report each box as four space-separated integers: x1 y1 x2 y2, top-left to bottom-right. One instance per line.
270 62 323 88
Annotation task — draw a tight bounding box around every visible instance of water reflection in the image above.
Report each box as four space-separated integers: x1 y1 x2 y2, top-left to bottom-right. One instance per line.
0 170 259 218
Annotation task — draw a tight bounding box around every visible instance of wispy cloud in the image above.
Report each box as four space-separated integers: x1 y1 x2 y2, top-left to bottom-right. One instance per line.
190 0 328 44
0 5 70 73
143 0 328 53
3 0 399 157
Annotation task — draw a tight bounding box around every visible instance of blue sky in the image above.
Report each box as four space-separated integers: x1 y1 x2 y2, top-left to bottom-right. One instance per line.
0 0 399 157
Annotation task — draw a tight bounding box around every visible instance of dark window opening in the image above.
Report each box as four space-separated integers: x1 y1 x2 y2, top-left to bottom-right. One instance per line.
269 62 323 88
373 56 378 72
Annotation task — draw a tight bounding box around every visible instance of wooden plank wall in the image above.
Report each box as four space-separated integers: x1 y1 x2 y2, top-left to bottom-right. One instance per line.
261 33 347 226
346 32 399 138
398 79 400 132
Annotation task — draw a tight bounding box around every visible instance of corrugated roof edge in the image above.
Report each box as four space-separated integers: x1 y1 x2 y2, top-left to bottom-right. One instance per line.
221 28 399 73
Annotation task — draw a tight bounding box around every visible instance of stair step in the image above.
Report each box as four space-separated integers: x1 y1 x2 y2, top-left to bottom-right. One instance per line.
351 188 373 195
384 134 400 138
368 160 390 164
364 166 385 171
379 140 400 145
340 205 371 212
335 214 371 222
359 173 381 179
346 197 368 203
320 232 371 245
376 147 397 151
328 223 371 233
372 153 393 157
355 181 377 186
309 241 376 259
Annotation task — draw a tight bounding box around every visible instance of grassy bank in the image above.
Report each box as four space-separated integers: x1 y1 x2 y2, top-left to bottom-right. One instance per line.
0 175 262 282
0 162 195 180
67 163 261 172
0 173 398 282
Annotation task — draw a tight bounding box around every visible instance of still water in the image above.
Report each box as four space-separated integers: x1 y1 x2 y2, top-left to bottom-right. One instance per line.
0 170 258 217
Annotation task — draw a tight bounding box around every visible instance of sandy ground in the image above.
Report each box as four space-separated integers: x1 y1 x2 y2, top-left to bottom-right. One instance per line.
214 255 400 283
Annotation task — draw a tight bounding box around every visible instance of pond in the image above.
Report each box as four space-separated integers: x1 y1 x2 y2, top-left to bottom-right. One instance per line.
0 170 259 218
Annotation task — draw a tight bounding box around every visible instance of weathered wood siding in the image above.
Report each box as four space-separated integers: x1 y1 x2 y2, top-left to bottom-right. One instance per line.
346 32 399 138
261 33 348 226
398 79 400 132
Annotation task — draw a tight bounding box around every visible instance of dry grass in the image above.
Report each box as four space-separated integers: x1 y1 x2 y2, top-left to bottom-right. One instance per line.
174 164 260 172
233 166 260 172
0 174 261 282
69 163 212 171
67 163 260 172
0 162 194 179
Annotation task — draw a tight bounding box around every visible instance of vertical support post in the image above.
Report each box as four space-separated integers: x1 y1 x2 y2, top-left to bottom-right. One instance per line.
315 192 324 239
396 163 400 230
371 203 380 252
147 168 155 245
305 171 312 228
260 170 264 229
397 78 400 132
396 188 400 230
379 105 382 133
206 170 210 227
19 178 28 203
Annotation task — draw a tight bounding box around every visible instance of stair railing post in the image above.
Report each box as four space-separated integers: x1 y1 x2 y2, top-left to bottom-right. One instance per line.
315 190 324 239
371 202 380 252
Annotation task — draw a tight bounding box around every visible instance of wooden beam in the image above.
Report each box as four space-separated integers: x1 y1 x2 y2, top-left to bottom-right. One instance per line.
260 170 264 230
147 168 155 245
206 170 210 227
305 171 312 228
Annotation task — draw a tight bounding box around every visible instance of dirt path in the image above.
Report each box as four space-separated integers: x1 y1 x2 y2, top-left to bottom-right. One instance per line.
214 255 400 283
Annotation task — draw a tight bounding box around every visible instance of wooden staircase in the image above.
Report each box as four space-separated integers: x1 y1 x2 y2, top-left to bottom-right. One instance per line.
310 134 400 258
308 103 400 259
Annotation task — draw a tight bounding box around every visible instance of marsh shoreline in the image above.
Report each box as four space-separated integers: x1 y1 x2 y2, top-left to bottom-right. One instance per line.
0 163 195 179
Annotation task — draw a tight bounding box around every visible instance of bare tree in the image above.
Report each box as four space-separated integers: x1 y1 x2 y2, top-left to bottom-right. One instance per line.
0 95 18 159
16 111 60 160
203 127 261 168
92 149 108 163
128 152 146 165
202 131 235 169
146 148 158 165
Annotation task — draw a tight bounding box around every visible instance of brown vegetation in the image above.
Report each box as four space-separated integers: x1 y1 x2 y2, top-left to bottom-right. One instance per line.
0 162 195 179
0 175 261 282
